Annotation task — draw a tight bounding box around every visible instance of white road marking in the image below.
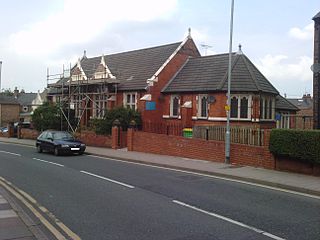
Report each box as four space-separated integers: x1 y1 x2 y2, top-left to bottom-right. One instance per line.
0 150 21 156
80 170 135 189
173 200 286 240
32 158 64 167
89 155 320 200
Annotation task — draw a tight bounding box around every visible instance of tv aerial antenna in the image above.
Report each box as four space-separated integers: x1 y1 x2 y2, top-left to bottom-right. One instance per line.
200 44 213 56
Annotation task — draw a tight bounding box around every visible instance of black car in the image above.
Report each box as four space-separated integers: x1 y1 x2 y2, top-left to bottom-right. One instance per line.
36 130 86 156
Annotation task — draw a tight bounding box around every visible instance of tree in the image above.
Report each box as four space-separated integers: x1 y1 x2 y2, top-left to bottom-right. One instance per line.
1 88 14 96
32 102 60 131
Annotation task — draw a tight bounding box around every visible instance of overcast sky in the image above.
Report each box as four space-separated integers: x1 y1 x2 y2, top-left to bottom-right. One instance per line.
0 0 319 97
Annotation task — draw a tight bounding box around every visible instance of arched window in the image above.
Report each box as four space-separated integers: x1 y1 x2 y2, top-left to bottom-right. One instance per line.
240 97 248 118
170 95 180 117
230 96 238 118
198 95 208 118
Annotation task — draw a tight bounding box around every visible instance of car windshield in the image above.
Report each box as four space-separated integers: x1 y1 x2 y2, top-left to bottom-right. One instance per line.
52 132 74 140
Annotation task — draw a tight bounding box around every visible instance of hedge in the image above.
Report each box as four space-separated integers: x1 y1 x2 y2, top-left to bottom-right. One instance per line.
269 129 320 164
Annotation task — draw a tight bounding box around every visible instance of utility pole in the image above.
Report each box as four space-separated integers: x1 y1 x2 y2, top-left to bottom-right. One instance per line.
225 0 235 164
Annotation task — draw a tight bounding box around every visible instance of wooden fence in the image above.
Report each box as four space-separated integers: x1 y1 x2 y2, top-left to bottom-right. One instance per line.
193 125 265 146
142 121 183 136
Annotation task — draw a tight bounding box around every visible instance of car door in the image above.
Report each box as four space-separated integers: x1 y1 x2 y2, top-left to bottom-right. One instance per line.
44 132 55 152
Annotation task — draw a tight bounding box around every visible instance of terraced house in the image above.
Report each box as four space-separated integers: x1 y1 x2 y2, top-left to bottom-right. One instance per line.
47 33 297 130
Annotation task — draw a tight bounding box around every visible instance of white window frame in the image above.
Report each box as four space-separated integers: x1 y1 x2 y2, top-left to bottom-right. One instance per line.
93 94 107 119
260 96 275 120
123 92 137 110
170 95 180 117
197 94 208 119
230 95 252 120
276 112 290 129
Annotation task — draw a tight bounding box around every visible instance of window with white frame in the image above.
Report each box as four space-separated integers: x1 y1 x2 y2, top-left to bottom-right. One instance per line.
198 95 208 118
170 95 180 117
124 92 137 110
260 96 275 120
276 112 290 129
230 95 251 119
93 95 107 118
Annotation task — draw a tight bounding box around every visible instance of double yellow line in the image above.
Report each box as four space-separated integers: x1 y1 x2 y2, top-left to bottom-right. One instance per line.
0 177 81 240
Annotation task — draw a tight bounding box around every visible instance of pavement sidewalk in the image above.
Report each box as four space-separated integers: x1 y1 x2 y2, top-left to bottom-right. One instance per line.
0 186 52 240
1 137 320 197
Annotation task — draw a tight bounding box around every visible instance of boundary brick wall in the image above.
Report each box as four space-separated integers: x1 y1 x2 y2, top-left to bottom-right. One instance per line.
75 131 113 148
20 128 39 140
127 129 275 169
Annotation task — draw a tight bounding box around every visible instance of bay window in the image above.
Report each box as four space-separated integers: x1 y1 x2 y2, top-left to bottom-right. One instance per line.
230 95 251 119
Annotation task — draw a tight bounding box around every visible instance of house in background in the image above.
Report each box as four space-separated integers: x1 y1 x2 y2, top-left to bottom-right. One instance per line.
286 94 313 129
13 87 47 122
47 34 297 130
275 95 299 129
0 95 20 127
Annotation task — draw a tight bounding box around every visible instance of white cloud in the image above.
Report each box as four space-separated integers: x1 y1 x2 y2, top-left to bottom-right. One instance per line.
288 23 313 40
257 54 313 83
9 0 178 56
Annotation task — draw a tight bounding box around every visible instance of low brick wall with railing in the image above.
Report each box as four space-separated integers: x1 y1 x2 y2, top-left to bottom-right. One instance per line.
127 128 275 169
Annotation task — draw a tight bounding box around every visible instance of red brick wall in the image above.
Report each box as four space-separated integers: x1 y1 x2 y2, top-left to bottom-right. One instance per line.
142 38 200 123
0 104 20 126
75 131 112 148
276 157 320 176
20 128 39 140
127 129 275 169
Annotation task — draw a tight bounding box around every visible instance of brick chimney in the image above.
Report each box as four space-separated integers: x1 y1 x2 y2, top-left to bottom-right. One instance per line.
13 87 19 99
313 11 320 129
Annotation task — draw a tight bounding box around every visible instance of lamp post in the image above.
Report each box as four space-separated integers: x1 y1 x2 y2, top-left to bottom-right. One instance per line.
0 61 2 92
225 0 235 164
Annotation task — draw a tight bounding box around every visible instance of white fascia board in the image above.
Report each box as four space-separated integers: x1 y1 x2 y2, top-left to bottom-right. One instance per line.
147 37 189 83
78 59 87 80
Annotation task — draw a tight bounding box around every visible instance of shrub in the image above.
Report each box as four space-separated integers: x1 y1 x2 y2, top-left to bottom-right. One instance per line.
32 102 61 131
269 129 320 164
91 107 141 135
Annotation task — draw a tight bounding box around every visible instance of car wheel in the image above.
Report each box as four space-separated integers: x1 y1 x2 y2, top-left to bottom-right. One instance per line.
54 147 60 156
36 145 42 153
79 151 84 155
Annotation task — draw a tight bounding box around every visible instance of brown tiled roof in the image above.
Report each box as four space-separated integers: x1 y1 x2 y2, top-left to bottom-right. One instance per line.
79 42 182 91
162 53 279 94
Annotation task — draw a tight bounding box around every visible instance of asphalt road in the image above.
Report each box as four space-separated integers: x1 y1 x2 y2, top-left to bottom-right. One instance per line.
0 142 319 240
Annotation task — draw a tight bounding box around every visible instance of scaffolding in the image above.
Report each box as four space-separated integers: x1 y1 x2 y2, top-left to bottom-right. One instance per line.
46 63 119 133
